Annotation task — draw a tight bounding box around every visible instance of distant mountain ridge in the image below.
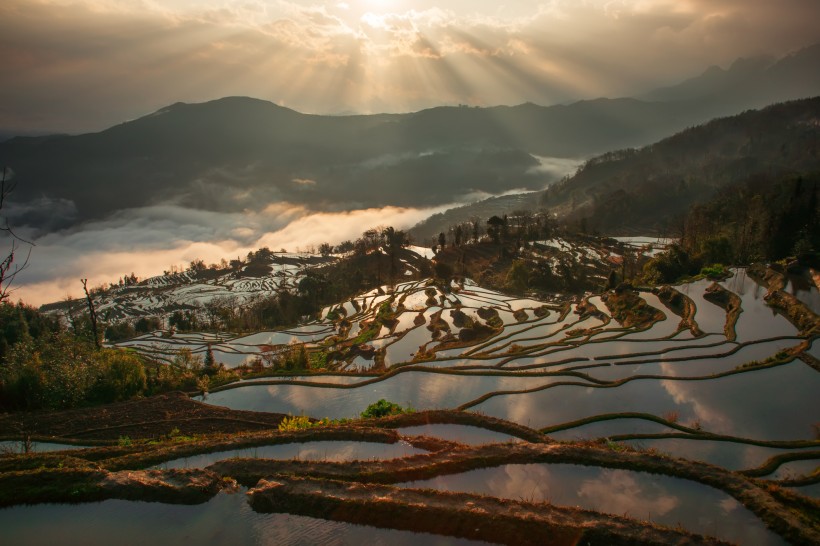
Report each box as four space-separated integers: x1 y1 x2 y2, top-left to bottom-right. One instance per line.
408 96 820 240
644 43 820 105
0 96 776 229
1 44 819 231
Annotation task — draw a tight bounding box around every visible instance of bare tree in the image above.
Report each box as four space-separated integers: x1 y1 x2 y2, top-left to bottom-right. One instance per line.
0 167 33 302
81 278 101 349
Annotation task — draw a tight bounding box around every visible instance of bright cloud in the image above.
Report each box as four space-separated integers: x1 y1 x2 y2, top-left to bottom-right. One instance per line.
1 0 818 132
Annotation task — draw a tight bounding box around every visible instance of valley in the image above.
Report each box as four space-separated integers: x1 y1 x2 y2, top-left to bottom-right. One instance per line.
2 229 818 544
1 20 819 543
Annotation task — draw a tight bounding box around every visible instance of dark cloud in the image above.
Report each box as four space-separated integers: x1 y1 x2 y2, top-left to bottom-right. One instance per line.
4 196 78 233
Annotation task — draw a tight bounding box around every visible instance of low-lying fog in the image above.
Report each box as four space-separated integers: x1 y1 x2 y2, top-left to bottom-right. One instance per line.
3 153 583 307
7 202 450 306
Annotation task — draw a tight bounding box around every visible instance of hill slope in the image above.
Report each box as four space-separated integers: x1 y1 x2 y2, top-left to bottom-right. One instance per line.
0 96 700 229
2 44 818 233
538 97 820 234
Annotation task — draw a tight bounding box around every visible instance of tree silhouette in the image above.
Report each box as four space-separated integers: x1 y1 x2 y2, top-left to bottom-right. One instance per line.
0 167 32 302
381 226 407 286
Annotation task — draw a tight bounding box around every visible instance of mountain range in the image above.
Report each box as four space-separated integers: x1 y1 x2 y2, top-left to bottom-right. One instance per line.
411 97 820 241
1 43 819 233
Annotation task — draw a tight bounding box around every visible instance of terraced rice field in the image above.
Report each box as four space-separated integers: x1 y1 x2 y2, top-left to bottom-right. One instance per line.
7 266 817 544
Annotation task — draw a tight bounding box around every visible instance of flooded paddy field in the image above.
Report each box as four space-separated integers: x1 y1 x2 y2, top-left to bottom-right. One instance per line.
8 264 818 544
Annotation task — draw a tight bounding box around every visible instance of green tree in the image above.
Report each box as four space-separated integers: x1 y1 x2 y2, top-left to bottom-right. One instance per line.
204 344 219 375
92 350 146 403
505 260 529 293
1 334 102 409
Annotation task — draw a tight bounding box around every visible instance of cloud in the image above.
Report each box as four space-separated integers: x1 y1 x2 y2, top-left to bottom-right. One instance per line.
2 0 818 132
8 201 447 306
577 468 679 518
527 156 583 179
3 196 78 233
659 365 733 433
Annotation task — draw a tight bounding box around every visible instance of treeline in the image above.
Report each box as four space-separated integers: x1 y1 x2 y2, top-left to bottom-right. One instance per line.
433 210 556 250
641 173 819 284
429 212 606 294
1 301 149 410
0 302 238 411
683 173 819 263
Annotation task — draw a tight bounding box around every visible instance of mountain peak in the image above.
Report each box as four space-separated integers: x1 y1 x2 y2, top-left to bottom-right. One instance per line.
642 42 819 103
727 55 773 73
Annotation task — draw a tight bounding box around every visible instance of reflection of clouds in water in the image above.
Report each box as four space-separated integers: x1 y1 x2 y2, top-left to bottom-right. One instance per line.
414 373 482 409
578 469 678 518
295 445 356 461
658 363 820 441
659 363 732 434
486 464 553 502
267 384 350 418
626 438 787 472
718 497 741 515
490 390 544 430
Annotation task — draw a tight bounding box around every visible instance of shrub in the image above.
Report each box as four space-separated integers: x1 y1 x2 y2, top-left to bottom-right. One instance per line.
360 399 411 419
173 348 203 373
104 321 136 342
505 260 530 293
309 350 328 369
92 350 147 403
641 244 700 284
433 261 453 281
0 333 152 410
278 415 313 432
700 263 728 279
0 334 101 410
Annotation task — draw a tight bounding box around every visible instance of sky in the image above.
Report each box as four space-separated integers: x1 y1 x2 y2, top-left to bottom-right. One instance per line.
2 0 819 305
2 0 819 133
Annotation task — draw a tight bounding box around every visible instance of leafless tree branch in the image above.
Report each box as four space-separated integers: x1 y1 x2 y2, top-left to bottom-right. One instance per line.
0 166 34 303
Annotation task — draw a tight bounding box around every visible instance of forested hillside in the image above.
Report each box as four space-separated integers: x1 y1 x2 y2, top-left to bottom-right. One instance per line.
540 97 820 239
